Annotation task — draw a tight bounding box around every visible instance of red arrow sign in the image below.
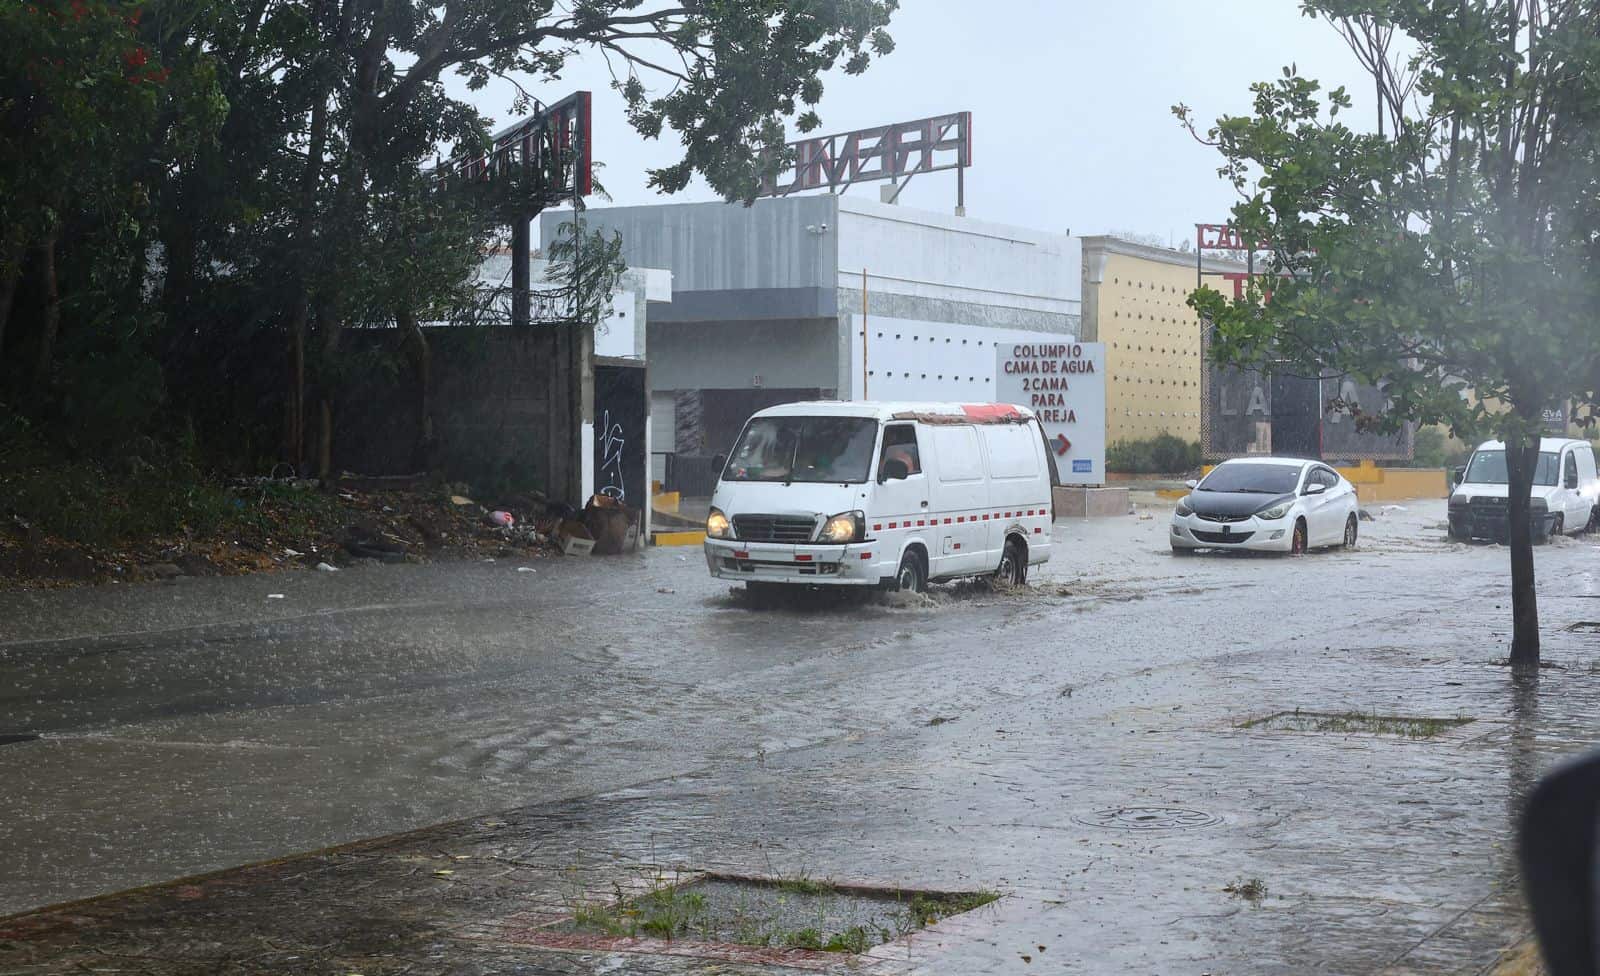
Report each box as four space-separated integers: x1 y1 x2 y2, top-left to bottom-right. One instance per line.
1054 434 1071 456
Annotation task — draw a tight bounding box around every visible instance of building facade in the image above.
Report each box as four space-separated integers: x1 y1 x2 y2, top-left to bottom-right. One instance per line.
1079 236 1244 445
542 196 1082 492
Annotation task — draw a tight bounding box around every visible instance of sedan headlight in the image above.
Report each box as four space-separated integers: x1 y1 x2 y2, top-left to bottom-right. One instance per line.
1174 499 1193 517
819 511 863 544
1257 501 1293 520
706 507 734 539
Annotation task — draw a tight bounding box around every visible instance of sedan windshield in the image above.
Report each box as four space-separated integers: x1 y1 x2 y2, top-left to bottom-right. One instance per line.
723 416 879 484
1198 463 1303 494
1462 450 1559 486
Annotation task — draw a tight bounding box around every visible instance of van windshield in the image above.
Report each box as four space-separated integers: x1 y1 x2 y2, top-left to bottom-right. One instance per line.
1462 450 1559 486
723 416 879 484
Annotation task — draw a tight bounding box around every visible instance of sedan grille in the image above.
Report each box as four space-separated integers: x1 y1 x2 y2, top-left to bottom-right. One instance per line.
1192 529 1255 544
732 514 817 543
1196 512 1252 523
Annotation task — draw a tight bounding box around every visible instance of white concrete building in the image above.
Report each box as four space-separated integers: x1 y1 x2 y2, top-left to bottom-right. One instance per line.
541 196 1081 493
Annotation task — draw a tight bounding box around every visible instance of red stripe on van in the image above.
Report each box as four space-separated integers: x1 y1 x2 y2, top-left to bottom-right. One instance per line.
917 520 926 527
982 514 990 521
1033 528 1042 534
872 524 882 531
944 518 952 525
795 554 812 562
888 522 897 529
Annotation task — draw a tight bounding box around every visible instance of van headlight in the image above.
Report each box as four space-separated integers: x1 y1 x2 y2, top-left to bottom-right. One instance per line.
1257 501 1293 520
707 508 733 539
819 511 863 544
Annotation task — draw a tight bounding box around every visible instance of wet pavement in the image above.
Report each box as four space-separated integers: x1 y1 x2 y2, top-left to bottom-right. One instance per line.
2 499 1598 973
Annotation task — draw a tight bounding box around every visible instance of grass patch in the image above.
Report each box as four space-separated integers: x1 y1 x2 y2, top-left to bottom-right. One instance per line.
1239 708 1472 739
1223 877 1268 902
564 875 999 953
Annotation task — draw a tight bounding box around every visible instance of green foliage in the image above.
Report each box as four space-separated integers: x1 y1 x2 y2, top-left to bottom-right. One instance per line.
1106 434 1202 474
0 0 900 490
1175 2 1600 661
1172 4 1600 446
1412 426 1470 469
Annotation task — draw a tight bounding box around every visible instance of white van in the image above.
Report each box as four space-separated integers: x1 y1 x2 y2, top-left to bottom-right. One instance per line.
1448 437 1600 541
704 401 1059 593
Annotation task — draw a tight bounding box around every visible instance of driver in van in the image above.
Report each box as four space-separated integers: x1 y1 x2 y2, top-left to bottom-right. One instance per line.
881 437 920 478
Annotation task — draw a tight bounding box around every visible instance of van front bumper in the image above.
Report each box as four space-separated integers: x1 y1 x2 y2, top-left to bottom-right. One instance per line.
1448 500 1555 541
704 538 884 586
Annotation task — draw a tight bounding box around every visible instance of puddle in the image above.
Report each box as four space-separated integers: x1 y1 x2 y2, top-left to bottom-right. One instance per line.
1072 806 1221 831
1239 710 1473 738
560 875 996 953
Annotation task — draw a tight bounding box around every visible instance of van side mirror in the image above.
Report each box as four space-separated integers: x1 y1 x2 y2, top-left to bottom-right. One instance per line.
1521 750 1600 975
712 454 727 473
879 458 909 483
1567 473 1579 489
1184 478 1199 490
1452 465 1466 486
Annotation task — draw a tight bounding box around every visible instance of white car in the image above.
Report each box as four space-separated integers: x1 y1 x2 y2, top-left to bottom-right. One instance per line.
1170 457 1360 555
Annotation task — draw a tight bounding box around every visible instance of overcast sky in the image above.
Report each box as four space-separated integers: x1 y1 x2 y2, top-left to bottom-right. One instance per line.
455 1 1383 244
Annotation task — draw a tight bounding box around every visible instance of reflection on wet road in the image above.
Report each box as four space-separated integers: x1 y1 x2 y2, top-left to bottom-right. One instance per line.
3 498 1599 974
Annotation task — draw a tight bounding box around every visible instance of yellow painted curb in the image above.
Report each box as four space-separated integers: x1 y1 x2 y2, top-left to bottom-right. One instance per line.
1155 488 1187 499
652 530 705 547
651 490 681 515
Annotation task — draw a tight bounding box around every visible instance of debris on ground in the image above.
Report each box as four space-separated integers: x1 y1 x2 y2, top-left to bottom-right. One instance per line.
0 474 621 589
1359 508 1377 521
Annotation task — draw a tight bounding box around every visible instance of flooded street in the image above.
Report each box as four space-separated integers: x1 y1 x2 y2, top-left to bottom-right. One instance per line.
4 499 1600 973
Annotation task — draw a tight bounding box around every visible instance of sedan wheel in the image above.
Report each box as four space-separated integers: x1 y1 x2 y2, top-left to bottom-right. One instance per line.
1343 514 1358 548
1291 519 1308 555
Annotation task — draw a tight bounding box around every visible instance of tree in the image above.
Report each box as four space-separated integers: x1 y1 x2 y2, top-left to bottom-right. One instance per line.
1174 1 1600 669
170 0 898 473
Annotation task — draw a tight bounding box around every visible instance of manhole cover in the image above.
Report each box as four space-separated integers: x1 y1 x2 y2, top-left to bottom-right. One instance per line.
1071 807 1221 831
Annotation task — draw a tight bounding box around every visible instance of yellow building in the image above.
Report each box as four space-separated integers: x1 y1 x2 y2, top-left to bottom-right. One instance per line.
1079 236 1245 444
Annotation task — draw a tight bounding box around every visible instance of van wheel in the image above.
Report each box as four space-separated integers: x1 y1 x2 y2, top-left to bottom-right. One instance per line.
1588 506 1599 534
1342 514 1358 549
891 550 927 594
995 538 1027 587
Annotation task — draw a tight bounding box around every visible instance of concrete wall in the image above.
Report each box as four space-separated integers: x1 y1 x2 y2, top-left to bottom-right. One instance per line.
1081 237 1244 444
842 314 1079 402
541 197 838 322
645 317 838 393
837 196 1081 320
335 325 591 502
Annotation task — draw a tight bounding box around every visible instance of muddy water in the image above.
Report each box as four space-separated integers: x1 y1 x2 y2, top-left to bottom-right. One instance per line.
0 498 1575 918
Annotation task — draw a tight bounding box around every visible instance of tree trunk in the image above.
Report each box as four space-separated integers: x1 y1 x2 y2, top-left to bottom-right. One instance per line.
285 303 307 470
397 307 432 470
285 0 334 469
313 303 341 480
0 231 23 364
1505 427 1541 670
32 232 60 389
